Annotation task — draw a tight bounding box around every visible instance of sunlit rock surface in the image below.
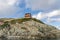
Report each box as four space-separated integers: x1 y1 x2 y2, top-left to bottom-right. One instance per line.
0 18 60 40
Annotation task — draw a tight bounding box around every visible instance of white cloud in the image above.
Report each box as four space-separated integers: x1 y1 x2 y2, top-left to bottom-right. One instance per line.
47 10 60 17
7 0 17 5
32 10 60 22
0 0 22 18
0 0 17 9
49 18 60 22
25 0 60 12
32 12 46 19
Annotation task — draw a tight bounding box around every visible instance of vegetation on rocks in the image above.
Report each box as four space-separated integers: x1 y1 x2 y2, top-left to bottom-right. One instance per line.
10 18 44 24
0 18 60 40
0 21 10 29
10 20 16 24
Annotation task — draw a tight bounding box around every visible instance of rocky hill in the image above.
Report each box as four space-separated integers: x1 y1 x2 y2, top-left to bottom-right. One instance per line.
0 18 60 40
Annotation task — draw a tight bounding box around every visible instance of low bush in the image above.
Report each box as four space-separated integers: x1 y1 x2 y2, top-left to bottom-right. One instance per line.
0 21 10 29
32 18 44 24
10 20 16 24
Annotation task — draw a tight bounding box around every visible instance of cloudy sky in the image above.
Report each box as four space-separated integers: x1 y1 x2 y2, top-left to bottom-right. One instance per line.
0 0 60 29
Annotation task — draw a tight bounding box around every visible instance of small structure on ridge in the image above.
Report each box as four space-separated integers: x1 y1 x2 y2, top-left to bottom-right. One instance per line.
25 13 32 18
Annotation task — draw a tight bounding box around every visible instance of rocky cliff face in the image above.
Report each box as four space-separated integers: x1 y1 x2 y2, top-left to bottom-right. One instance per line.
0 18 60 40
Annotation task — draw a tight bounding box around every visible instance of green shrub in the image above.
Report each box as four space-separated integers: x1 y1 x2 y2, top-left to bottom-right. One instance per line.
16 18 44 24
0 21 10 29
16 19 23 23
10 20 16 24
10 18 44 24
16 18 31 23
38 27 44 33
21 27 27 30
32 18 44 24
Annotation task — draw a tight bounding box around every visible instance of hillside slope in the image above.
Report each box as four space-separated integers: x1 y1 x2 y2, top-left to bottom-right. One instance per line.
0 18 60 40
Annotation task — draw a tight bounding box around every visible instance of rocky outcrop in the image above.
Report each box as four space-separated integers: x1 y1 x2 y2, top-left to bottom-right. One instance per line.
0 18 60 40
